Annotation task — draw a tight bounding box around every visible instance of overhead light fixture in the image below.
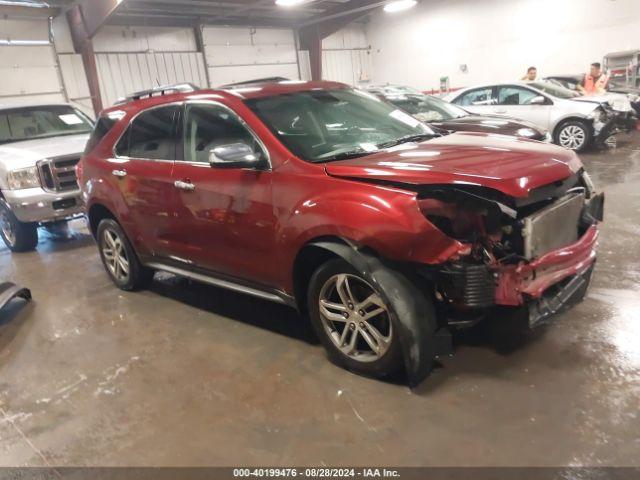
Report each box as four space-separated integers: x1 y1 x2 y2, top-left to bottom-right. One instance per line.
275 0 308 7
384 0 418 13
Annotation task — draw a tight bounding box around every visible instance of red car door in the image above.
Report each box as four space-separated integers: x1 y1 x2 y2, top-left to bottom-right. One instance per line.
111 104 179 257
167 101 277 286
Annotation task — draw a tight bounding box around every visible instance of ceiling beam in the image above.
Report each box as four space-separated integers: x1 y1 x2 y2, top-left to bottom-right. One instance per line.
109 12 297 28
298 0 385 28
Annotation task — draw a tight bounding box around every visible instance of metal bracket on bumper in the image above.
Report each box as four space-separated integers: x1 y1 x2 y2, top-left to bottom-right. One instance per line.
0 282 32 311
528 264 594 329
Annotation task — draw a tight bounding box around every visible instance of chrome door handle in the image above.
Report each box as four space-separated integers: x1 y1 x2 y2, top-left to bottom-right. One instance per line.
174 180 195 191
112 170 127 178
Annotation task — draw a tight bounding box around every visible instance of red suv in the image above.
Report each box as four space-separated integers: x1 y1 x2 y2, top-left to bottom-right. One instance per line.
80 80 604 385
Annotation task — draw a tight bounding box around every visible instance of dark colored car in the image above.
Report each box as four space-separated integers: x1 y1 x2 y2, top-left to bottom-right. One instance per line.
546 74 638 129
80 80 603 386
367 85 550 141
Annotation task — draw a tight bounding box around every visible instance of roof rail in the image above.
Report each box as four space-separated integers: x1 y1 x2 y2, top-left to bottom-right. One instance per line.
221 77 291 89
115 83 200 105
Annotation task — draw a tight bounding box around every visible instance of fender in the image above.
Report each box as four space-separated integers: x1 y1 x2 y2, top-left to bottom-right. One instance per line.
0 282 31 311
309 240 437 387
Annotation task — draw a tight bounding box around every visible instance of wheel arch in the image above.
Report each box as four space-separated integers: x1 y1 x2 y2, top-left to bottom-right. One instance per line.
292 236 380 313
552 115 593 138
293 236 437 387
87 203 117 238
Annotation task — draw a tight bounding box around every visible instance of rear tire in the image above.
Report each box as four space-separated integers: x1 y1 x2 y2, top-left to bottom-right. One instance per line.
554 120 592 152
0 202 38 252
97 218 154 291
307 258 405 378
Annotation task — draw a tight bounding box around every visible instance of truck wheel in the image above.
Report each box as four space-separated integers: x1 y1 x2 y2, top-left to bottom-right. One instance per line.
0 203 38 252
307 258 406 378
554 120 592 152
97 218 154 291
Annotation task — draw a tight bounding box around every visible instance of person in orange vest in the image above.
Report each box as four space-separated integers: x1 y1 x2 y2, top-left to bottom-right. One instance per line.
578 62 609 95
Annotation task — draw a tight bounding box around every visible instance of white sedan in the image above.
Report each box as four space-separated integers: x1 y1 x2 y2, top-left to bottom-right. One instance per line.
443 81 625 151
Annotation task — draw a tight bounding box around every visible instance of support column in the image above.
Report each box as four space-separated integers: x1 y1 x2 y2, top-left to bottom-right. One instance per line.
65 0 123 115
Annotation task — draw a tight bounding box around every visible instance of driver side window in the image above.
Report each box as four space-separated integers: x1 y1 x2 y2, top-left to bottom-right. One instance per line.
457 87 496 106
183 103 265 164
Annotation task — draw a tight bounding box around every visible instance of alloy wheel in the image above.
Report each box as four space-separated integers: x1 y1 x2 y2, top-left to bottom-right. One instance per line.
318 273 393 362
559 125 586 150
0 209 16 246
101 228 130 282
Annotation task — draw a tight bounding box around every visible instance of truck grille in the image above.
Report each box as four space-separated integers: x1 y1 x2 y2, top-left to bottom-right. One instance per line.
38 155 80 193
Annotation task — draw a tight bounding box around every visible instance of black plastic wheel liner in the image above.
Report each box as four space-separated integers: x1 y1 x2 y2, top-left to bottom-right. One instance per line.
0 282 32 311
310 241 437 387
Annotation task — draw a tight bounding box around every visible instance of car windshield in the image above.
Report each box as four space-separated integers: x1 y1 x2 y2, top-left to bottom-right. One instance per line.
0 105 93 145
385 94 468 122
529 81 581 99
244 88 437 163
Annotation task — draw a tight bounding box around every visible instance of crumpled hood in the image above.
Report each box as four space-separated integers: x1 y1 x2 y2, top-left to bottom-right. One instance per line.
0 134 89 171
571 93 633 112
324 132 580 198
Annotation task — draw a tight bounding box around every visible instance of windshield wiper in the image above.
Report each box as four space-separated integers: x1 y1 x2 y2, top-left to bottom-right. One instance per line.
377 133 440 149
316 150 374 163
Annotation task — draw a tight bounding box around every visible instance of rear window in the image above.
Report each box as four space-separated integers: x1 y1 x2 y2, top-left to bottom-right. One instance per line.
84 116 117 154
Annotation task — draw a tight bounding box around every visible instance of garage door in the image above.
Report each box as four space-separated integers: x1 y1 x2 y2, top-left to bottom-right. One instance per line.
0 16 66 105
95 52 208 107
93 26 208 107
203 27 300 86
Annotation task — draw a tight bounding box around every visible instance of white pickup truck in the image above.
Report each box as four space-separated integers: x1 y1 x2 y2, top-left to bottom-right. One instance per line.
0 103 93 252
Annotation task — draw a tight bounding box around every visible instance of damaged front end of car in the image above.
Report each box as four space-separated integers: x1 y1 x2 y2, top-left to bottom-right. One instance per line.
416 170 604 331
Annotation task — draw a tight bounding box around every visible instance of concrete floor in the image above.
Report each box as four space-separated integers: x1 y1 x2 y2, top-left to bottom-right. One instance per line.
1 132 639 467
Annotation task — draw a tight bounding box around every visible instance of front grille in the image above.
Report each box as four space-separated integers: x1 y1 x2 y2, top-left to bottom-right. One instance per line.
38 155 80 193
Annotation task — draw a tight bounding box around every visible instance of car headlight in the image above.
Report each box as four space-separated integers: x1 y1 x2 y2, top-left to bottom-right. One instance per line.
516 128 537 138
7 167 41 190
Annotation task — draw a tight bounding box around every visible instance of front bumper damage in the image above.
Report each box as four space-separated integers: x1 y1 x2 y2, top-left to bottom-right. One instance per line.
494 224 598 327
434 191 603 331
593 116 619 145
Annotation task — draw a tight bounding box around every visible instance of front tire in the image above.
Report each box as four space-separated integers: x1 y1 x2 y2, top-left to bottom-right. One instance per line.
307 258 405 378
554 120 592 152
0 202 38 252
97 218 154 291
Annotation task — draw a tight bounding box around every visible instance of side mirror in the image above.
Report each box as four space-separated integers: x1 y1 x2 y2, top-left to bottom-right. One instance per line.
529 95 547 105
208 143 266 169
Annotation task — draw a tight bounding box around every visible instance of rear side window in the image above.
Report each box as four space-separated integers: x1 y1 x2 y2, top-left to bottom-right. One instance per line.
86 116 117 155
116 105 180 160
498 86 539 105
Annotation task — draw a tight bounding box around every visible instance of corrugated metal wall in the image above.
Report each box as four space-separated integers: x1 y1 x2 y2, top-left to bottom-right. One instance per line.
2 17 310 113
92 26 208 107
321 25 371 86
203 26 299 86
0 16 67 106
